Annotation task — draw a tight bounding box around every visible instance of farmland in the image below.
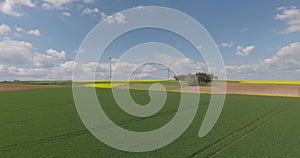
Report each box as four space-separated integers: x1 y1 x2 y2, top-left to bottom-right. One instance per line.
0 83 300 157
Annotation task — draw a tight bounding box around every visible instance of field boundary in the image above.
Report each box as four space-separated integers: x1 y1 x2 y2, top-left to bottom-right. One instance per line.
0 84 64 92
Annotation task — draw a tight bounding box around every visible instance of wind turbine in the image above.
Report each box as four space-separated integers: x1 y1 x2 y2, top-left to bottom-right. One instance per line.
162 67 170 80
109 56 112 80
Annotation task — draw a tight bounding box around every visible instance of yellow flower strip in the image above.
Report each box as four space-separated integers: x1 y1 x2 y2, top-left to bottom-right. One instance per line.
84 84 124 88
228 80 300 85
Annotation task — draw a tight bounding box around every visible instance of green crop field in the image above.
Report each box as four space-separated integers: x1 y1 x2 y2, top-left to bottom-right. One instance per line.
1 87 300 157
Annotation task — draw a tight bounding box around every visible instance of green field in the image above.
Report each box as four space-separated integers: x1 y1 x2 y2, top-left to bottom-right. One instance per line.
1 87 300 157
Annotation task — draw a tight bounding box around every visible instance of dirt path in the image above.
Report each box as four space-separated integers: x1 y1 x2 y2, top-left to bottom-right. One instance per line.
0 84 61 92
175 82 300 97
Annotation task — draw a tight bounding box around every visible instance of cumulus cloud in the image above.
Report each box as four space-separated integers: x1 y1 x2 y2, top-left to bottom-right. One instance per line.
135 6 145 10
62 12 71 16
115 13 126 23
42 0 73 9
0 24 11 35
275 6 300 34
0 42 210 80
236 45 255 56
0 0 35 17
149 53 208 75
0 39 73 80
1 40 299 80
83 0 95 4
82 7 100 15
0 60 158 80
3 66 64 80
15 26 24 32
14 27 40 36
220 41 234 48
263 42 300 70
33 49 68 68
27 29 40 36
227 42 300 80
0 39 68 67
74 54 208 80
0 65 7 73
0 39 35 65
0 39 158 80
101 12 126 24
111 60 152 79
196 45 204 50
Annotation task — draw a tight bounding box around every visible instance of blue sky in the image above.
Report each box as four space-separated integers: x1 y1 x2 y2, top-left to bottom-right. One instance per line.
0 0 300 80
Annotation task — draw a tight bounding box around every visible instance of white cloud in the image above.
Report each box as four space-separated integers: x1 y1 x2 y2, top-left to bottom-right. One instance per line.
0 39 75 80
275 6 300 34
0 39 35 65
33 49 68 68
62 12 71 16
0 51 208 80
227 42 300 79
135 6 145 10
0 24 11 35
42 0 73 9
14 27 40 37
263 42 300 70
0 60 156 80
112 60 149 79
0 39 154 80
220 41 234 48
83 0 95 4
197 45 203 50
27 29 40 36
150 53 207 75
0 39 71 80
15 27 40 36
15 26 24 32
105 15 115 24
115 12 126 23
1 40 299 80
101 12 126 24
0 39 68 67
0 65 7 73
82 7 100 15
0 0 35 17
236 45 255 56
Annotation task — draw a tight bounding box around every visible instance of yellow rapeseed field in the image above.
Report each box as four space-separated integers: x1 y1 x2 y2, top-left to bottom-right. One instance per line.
84 84 124 88
228 80 300 85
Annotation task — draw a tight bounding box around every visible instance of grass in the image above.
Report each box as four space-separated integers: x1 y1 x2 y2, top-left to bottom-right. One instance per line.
0 87 299 157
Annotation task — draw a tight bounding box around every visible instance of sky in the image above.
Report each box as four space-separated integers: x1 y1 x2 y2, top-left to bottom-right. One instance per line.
0 0 300 80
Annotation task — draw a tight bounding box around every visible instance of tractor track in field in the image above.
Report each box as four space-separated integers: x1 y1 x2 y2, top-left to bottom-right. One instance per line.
187 103 290 158
0 103 208 151
206 105 290 158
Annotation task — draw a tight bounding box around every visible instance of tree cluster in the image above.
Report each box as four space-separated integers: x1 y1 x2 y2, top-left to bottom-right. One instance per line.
173 72 216 86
